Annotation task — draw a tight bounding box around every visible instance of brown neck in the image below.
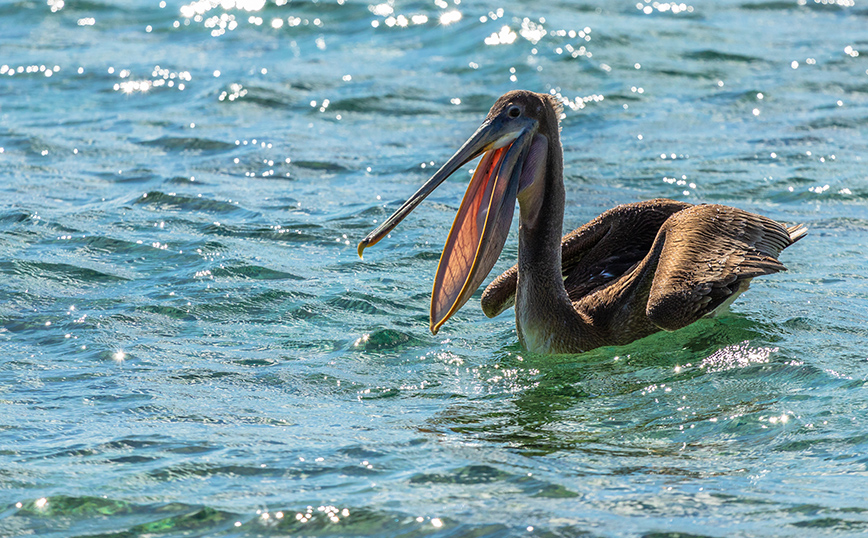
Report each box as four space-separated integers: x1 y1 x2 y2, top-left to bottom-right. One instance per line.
514 125 599 353
517 130 566 284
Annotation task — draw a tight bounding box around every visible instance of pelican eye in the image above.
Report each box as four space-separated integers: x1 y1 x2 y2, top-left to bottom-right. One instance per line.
507 105 521 118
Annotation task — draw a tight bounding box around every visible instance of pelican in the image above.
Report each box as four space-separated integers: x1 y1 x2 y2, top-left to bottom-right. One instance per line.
358 90 806 354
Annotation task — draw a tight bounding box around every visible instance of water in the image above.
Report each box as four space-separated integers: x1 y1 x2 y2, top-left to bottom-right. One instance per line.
2 0 868 536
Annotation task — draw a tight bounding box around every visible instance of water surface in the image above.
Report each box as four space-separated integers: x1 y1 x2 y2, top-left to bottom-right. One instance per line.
2 0 868 536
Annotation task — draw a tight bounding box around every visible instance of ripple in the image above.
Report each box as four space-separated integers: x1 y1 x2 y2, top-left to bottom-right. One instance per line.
739 1 801 9
792 517 868 531
220 84 294 109
140 136 236 152
2 260 127 285
192 288 314 323
797 115 868 131
683 49 763 63
328 292 394 316
410 464 512 485
132 191 256 216
327 94 438 115
137 304 197 320
0 210 33 225
211 263 304 281
352 328 421 351
292 159 350 172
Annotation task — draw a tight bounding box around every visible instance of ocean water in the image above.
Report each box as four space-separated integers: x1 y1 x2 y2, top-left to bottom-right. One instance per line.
2 0 868 536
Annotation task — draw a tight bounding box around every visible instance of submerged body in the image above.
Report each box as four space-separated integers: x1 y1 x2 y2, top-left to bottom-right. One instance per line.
359 91 805 354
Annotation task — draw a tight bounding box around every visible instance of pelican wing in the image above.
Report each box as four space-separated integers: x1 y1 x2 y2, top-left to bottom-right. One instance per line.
480 199 691 318
645 204 806 331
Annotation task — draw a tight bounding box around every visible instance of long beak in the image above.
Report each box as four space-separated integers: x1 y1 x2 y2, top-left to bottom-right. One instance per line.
358 118 536 334
357 120 520 257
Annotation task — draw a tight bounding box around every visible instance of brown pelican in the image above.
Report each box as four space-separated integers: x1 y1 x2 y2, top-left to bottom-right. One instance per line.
358 90 806 354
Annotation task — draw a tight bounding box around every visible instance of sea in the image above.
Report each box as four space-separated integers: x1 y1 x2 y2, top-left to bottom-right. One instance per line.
1 0 867 536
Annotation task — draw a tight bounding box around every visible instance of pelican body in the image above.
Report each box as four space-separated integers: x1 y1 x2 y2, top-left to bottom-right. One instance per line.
359 91 805 354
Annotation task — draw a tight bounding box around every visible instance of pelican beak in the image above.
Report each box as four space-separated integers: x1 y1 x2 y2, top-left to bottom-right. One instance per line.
358 114 545 334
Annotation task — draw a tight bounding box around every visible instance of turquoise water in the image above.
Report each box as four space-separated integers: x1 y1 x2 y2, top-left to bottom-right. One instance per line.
2 0 868 536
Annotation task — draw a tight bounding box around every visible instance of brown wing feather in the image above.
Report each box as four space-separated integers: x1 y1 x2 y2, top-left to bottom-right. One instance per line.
645 205 805 331
561 199 692 302
480 198 692 317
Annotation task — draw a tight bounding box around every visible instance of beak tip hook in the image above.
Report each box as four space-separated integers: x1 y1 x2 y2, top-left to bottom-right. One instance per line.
429 319 442 335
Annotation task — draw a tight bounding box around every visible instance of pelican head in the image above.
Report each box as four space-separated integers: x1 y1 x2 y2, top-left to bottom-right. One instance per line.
358 90 563 334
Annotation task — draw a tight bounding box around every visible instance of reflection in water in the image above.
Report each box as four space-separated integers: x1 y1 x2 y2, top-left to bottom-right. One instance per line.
111 67 193 94
181 0 267 19
426 319 797 458
700 341 776 373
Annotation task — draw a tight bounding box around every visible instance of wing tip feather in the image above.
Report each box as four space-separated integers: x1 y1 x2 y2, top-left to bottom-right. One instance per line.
787 224 808 244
